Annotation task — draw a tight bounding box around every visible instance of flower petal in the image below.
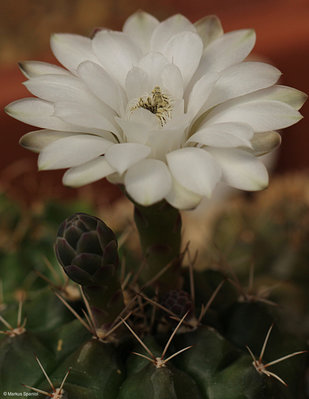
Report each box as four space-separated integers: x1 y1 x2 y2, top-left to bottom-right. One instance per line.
24 74 102 110
63 157 115 187
192 29 256 84
92 31 142 87
186 71 218 116
106 172 124 184
165 177 202 210
208 147 269 190
237 85 307 110
38 135 114 170
150 14 196 52
194 15 223 49
50 34 98 73
124 159 172 206
5 98 77 131
19 129 82 153
146 127 186 160
123 11 159 53
203 100 303 132
250 131 281 156
188 122 253 148
204 62 282 109
162 31 203 87
78 61 126 114
166 147 221 197
138 52 169 78
105 143 151 174
128 107 159 128
19 61 70 78
125 66 150 101
54 101 121 138
116 116 151 144
160 64 184 99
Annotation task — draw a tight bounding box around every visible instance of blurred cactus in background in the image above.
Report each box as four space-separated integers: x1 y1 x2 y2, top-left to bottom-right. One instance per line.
185 172 309 338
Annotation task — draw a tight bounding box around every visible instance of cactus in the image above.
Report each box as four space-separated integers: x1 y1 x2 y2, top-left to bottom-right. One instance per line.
0 177 308 399
1 7 308 397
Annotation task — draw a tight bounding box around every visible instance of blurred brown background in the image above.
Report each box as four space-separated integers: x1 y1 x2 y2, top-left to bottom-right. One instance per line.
0 0 308 203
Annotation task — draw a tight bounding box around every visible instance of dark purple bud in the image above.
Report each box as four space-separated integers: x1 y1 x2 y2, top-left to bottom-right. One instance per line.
55 213 119 285
160 290 193 319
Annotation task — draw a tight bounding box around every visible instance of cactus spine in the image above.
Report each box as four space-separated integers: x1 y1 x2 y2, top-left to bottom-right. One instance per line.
0 187 307 398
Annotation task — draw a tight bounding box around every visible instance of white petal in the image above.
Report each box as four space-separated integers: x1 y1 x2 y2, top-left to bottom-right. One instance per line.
145 128 186 160
208 148 269 190
237 85 307 110
124 159 172 206
166 147 221 197
116 117 151 144
5 98 77 131
186 71 218 116
78 61 126 114
128 107 159 128
205 62 282 109
38 135 114 170
155 99 189 131
151 14 196 52
138 52 168 79
194 15 223 49
125 67 150 101
159 64 184 99
118 102 187 158
19 61 70 78
50 34 98 73
19 129 82 153
54 101 121 138
63 157 115 187
162 31 203 87
203 100 303 132
188 122 253 148
123 11 159 53
106 172 124 185
192 29 256 84
251 131 281 156
92 31 142 87
105 143 151 174
24 74 102 110
165 177 202 210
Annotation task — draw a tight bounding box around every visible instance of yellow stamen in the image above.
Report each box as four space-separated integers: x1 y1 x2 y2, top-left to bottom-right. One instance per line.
131 86 172 126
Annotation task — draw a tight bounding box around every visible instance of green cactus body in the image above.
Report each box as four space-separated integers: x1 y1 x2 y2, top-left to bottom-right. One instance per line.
0 199 307 398
205 356 276 399
49 319 91 362
133 201 182 290
118 362 203 399
42 340 125 399
0 332 53 393
24 288 75 332
170 327 297 399
222 302 276 353
172 327 240 382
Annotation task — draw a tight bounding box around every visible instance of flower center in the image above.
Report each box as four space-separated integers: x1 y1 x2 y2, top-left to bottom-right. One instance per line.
131 86 172 126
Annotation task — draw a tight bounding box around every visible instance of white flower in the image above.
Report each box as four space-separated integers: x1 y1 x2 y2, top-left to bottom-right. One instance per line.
6 12 306 209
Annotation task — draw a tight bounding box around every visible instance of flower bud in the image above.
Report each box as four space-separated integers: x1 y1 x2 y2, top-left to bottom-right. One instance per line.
55 213 119 285
160 289 193 319
55 213 124 329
